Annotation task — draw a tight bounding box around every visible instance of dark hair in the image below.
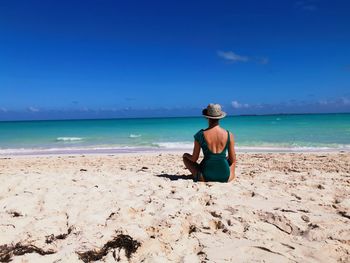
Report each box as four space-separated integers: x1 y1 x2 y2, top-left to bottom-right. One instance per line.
208 118 219 125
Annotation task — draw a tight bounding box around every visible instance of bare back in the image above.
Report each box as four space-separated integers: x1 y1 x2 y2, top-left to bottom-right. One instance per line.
203 126 229 153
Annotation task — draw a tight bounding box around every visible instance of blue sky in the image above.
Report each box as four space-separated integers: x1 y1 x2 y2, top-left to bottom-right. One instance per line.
0 0 349 120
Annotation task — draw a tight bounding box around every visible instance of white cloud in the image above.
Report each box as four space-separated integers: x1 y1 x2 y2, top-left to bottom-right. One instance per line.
231 100 250 109
217 51 249 62
340 97 350 105
79 107 90 112
28 106 39 112
218 51 269 65
318 100 328 105
317 97 350 106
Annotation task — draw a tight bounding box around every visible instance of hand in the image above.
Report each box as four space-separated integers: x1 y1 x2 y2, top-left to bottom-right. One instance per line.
228 171 235 182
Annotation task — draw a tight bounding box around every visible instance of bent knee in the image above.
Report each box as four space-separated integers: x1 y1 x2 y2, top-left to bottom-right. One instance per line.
182 153 190 159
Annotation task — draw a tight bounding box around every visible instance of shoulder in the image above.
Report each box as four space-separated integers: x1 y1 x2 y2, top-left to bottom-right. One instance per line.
194 129 204 142
194 129 203 135
228 131 235 143
225 129 234 142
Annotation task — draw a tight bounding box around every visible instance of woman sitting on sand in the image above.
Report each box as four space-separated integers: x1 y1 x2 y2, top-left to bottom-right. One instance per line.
183 103 236 182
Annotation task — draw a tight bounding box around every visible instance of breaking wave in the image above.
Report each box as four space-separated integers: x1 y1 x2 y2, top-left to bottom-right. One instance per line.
56 137 83 142
129 134 141 138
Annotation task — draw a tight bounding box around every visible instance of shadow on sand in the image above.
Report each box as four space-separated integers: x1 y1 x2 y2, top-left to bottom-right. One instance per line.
156 174 194 181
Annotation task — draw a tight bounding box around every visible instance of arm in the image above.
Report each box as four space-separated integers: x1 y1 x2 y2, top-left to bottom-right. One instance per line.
227 132 236 182
183 140 201 162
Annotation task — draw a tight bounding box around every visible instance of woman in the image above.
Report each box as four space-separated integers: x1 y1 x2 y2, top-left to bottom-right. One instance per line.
183 103 236 182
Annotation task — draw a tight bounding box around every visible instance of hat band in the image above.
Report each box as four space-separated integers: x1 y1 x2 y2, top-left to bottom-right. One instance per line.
208 110 222 117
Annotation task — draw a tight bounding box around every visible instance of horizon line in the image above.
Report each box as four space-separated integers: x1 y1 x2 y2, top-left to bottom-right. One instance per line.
0 112 349 123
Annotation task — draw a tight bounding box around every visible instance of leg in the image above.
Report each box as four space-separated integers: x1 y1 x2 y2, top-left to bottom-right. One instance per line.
182 154 205 182
182 154 200 175
227 157 236 182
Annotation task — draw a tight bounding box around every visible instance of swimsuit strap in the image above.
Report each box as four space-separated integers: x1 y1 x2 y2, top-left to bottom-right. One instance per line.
226 130 230 149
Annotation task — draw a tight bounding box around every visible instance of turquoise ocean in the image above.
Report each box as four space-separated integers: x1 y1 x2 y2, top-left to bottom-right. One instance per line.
0 113 349 155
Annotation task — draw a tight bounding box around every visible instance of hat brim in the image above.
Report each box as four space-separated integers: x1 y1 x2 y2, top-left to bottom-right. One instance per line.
202 109 226 119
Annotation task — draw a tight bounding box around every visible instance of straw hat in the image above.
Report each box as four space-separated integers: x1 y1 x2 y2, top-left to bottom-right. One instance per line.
202 103 226 119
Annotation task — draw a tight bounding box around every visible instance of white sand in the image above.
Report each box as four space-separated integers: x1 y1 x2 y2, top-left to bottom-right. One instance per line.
0 152 349 262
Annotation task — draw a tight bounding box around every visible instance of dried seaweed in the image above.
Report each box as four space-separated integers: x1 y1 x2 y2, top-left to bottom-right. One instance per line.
45 226 74 244
253 246 284 256
77 234 141 262
338 211 350 220
188 225 198 234
0 243 55 262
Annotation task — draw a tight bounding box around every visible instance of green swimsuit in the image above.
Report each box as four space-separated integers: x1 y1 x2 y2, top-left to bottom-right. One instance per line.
194 129 231 182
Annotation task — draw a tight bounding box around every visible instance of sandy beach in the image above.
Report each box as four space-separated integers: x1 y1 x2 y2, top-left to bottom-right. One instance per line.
0 152 349 262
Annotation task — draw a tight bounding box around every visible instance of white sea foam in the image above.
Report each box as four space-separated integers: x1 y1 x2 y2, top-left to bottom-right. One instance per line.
0 146 146 155
0 143 349 156
155 142 193 149
236 145 350 152
56 137 83 142
155 141 350 152
129 134 141 138
155 142 350 152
